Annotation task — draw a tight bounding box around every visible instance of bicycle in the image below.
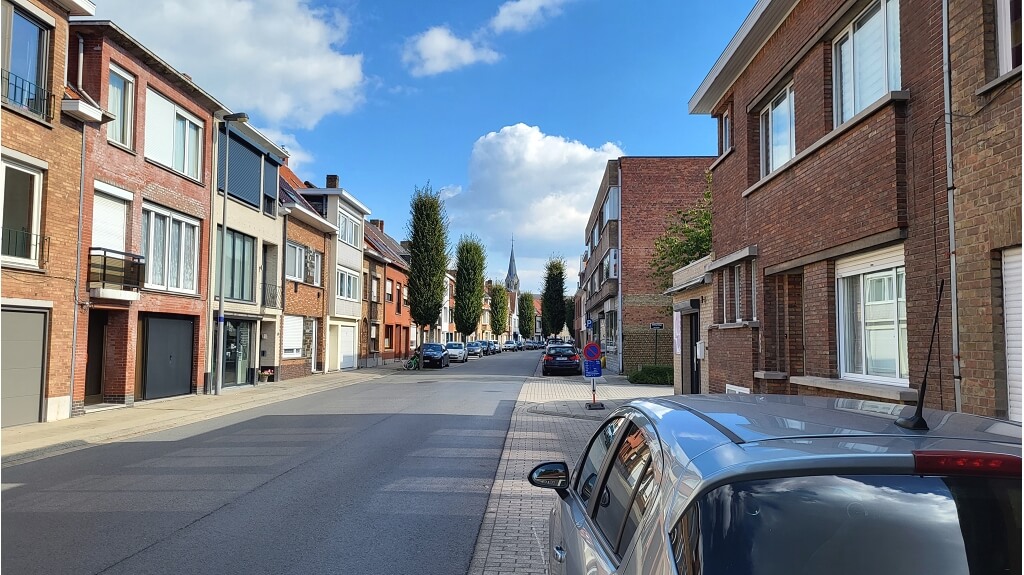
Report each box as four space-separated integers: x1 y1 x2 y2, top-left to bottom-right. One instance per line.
404 355 420 370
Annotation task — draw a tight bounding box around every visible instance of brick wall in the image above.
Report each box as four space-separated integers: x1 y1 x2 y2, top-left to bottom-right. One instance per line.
280 217 330 379
948 0 1022 419
707 326 756 392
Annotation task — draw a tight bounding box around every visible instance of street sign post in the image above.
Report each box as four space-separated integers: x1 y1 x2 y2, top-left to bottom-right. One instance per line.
651 323 664 367
583 342 604 410
585 318 593 330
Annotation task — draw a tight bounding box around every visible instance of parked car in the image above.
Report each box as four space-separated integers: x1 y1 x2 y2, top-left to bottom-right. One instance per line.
529 394 1022 575
502 340 518 352
445 341 468 363
542 345 581 376
516 340 525 351
491 340 502 354
420 343 449 368
466 341 484 358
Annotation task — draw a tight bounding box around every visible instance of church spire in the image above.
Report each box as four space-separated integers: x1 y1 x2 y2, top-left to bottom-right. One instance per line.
505 234 520 292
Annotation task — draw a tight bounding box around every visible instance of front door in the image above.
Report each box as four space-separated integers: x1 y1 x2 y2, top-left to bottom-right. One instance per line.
339 325 356 369
85 310 108 404
689 313 701 394
224 319 254 386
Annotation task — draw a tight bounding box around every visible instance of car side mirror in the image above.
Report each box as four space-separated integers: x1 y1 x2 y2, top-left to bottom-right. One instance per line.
529 462 569 492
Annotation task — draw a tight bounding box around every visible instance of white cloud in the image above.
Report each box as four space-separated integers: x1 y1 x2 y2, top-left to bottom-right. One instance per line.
439 185 463 200
259 129 314 174
490 0 572 34
402 26 501 77
94 0 364 129
451 123 622 293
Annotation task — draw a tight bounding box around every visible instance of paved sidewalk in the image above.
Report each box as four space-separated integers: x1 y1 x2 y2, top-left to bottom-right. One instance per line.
468 377 674 575
1 368 385 466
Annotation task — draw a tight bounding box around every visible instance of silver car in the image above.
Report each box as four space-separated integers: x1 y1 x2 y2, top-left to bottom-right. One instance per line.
445 342 468 363
529 394 1022 575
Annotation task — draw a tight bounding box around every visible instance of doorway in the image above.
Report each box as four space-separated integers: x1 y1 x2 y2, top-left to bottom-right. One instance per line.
85 310 108 404
224 319 254 386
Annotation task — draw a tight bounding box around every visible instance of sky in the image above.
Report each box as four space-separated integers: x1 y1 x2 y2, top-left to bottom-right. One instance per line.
92 0 756 294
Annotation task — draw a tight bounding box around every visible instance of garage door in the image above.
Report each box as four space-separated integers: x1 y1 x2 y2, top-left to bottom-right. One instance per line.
1 310 46 426
1003 248 1021 422
142 316 195 400
340 325 356 369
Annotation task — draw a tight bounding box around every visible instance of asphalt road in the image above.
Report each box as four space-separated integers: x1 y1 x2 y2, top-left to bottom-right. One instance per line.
1 350 545 575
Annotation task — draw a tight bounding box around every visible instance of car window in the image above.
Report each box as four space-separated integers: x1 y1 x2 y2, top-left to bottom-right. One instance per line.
548 346 576 357
575 417 625 503
670 474 1022 575
423 344 443 352
446 343 463 349
592 423 652 555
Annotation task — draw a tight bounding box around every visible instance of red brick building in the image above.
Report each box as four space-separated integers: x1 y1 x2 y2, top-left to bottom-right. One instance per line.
278 165 335 380
364 219 412 363
2 0 99 425
948 0 1021 420
580 157 713 374
688 0 974 410
64 21 222 410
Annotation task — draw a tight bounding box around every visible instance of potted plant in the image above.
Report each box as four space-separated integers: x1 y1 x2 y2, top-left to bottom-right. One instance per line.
259 368 274 383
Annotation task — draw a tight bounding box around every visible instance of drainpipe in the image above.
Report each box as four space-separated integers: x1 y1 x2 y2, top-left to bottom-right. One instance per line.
941 0 963 411
69 34 88 418
616 163 624 375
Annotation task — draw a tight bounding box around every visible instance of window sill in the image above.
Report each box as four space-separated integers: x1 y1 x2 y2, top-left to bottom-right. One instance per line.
709 147 733 172
976 66 1021 96
106 140 137 155
143 286 200 298
0 259 44 273
789 375 918 403
743 91 910 199
1 102 54 129
711 320 760 330
145 158 204 187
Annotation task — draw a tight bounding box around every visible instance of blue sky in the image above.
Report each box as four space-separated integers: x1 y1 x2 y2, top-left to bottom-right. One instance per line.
94 0 756 293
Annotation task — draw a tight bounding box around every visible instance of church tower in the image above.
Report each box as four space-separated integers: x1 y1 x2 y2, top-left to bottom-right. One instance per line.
505 236 520 338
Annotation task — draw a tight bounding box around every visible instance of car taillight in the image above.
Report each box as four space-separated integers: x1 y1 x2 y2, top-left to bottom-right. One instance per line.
913 450 1022 477
570 355 580 361
543 355 553 361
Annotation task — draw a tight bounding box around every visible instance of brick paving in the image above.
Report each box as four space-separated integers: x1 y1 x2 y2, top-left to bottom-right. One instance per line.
467 377 673 575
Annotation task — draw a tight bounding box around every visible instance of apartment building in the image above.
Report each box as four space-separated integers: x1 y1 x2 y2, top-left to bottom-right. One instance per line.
300 175 370 370
66 20 224 408
580 157 712 374
278 165 335 380
2 0 99 425
365 219 412 363
688 0 968 409
948 0 1021 420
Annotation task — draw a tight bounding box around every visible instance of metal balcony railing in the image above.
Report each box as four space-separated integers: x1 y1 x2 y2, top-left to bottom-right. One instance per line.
261 283 282 308
2 69 54 121
2 227 45 264
88 248 145 290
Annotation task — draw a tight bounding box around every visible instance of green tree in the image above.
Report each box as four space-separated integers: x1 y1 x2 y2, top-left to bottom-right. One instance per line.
518 292 535 338
564 296 575 336
541 258 566 337
488 282 509 337
454 235 486 338
407 183 449 367
649 169 713 290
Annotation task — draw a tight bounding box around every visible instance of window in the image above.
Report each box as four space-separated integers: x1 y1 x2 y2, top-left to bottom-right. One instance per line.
312 252 322 286
837 247 908 384
142 204 200 293
725 384 751 394
384 325 394 350
369 324 379 352
2 1 51 120
338 211 361 246
145 88 203 180
834 0 901 125
371 276 380 302
107 63 134 148
213 226 255 301
998 0 1023 74
385 279 394 302
283 315 303 358
396 282 403 314
1 159 43 265
760 84 795 176
751 258 758 321
593 423 652 556
285 242 303 281
574 417 624 502
403 284 409 307
733 264 742 322
336 267 359 300
720 110 731 154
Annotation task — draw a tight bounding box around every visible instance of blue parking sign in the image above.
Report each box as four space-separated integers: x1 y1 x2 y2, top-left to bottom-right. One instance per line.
584 360 602 378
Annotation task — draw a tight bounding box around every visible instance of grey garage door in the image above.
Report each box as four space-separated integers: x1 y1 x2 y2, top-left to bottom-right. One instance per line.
1 310 46 427
142 316 195 400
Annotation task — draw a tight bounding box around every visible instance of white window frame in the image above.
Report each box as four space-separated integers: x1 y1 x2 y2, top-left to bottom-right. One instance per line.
144 87 204 180
1 158 44 267
836 246 908 386
285 242 304 281
1 2 52 118
760 84 796 177
720 110 731 154
371 275 380 302
997 0 1022 75
751 258 758 321
833 0 901 126
338 210 361 247
336 266 359 301
725 384 751 394
106 62 134 148
733 264 743 322
312 251 322 287
141 202 200 294
282 315 303 358
385 279 394 302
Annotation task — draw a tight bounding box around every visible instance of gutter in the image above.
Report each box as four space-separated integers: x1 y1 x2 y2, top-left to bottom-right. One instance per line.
942 0 963 411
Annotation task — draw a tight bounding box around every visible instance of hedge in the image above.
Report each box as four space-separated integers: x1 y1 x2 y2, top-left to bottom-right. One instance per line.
628 365 673 385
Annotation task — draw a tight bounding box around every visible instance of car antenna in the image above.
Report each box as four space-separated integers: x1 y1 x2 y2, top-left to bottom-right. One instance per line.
896 279 945 431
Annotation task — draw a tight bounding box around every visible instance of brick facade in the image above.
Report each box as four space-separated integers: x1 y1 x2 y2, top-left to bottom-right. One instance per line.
948 0 1022 419
279 216 330 380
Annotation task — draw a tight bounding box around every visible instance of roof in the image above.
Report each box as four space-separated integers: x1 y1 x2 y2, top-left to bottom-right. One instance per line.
505 241 520 292
300 187 372 216
279 165 337 233
364 223 410 272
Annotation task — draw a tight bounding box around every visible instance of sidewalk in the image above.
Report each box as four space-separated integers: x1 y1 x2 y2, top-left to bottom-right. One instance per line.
1 368 385 466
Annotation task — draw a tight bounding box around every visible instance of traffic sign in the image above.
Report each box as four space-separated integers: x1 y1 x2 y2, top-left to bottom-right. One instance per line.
584 360 602 378
583 342 601 361
650 322 665 330
585 318 593 330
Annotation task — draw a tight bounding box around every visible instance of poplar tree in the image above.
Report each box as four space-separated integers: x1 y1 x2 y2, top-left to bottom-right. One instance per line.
488 282 509 338
518 292 535 338
541 258 566 337
407 183 449 367
454 235 486 338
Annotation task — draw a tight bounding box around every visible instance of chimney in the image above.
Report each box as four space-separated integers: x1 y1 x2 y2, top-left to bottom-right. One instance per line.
369 219 384 232
326 174 339 188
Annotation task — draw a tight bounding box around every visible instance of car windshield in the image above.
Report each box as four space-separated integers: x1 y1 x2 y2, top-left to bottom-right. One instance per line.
446 343 463 349
422 344 444 352
670 474 1022 575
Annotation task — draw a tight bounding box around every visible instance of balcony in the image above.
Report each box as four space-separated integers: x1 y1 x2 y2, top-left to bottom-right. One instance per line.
261 283 282 309
2 228 46 267
88 248 144 301
585 279 618 315
2 69 53 122
584 220 619 280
